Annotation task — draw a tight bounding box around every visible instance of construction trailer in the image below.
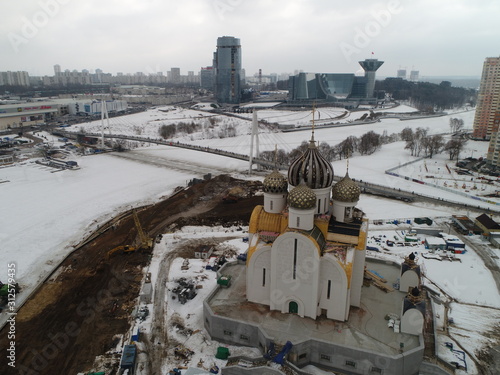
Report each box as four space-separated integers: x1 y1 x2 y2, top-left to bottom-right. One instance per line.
120 344 137 374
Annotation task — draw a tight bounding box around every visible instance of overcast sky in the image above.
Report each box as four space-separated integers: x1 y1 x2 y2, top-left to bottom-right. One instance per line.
2 0 499 78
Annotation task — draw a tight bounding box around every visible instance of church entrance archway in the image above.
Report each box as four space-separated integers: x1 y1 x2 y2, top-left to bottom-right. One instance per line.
288 301 298 314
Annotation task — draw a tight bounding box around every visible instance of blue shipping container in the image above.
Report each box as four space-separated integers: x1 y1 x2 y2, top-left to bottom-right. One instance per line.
120 344 137 369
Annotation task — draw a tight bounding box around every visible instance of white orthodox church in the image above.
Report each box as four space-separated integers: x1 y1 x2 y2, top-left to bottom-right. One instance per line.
246 131 369 321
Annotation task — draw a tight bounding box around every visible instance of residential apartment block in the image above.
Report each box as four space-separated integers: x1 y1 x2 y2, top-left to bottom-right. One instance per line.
473 57 500 141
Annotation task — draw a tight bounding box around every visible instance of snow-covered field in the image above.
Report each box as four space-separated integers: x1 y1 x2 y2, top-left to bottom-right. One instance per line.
2 103 498 374
0 153 189 305
66 106 259 142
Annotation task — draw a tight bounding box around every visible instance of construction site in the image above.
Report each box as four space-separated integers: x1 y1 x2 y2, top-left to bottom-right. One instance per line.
0 175 262 375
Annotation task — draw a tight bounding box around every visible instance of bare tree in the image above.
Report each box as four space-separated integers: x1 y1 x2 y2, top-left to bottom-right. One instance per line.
133 125 142 135
449 118 464 134
112 138 128 152
288 141 309 162
422 134 445 158
335 136 358 160
444 138 468 161
318 142 336 162
404 127 428 156
276 149 289 165
208 116 219 127
401 127 413 142
358 131 381 155
159 124 176 139
415 128 429 156
259 149 289 165
380 129 394 144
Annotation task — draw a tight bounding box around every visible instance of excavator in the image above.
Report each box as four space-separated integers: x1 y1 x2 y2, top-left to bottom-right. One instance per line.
107 210 153 259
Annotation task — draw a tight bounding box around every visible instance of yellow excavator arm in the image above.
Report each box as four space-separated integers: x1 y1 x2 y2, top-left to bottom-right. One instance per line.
133 210 153 250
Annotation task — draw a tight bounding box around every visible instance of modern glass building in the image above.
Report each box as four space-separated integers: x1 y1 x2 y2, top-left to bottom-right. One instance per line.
289 73 356 101
214 36 242 104
288 59 383 103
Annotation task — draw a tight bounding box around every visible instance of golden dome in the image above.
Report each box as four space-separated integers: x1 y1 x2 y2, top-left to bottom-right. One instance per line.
263 170 288 194
332 172 360 202
288 183 316 209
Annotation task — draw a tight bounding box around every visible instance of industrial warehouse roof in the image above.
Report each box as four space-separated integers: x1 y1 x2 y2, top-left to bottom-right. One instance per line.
0 98 79 110
476 213 500 230
0 107 59 118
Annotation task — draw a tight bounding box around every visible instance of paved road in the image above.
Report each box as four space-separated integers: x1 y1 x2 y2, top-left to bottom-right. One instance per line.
342 177 500 215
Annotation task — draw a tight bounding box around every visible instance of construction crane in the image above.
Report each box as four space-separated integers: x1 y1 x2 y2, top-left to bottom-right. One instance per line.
107 209 153 258
132 209 153 250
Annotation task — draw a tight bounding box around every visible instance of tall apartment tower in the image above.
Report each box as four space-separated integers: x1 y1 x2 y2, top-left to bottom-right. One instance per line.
359 58 384 99
54 64 61 76
170 68 181 84
200 66 214 90
214 36 241 104
397 69 407 79
473 57 500 141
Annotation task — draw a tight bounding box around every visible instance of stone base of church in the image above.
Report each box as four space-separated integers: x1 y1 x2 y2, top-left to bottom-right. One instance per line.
204 258 425 375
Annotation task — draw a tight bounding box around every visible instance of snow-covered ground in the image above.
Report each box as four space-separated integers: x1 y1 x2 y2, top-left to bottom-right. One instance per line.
65 106 259 142
0 153 188 304
193 109 474 151
2 103 498 374
367 228 500 308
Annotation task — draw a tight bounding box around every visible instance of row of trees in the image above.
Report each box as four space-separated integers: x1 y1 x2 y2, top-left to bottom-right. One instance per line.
158 117 241 140
159 121 201 139
260 129 398 165
260 124 468 166
402 124 467 160
375 78 476 111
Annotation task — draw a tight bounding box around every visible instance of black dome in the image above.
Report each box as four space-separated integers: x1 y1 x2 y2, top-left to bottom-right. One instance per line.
288 135 334 189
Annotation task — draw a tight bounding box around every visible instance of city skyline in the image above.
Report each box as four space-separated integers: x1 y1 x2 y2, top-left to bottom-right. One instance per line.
2 0 499 78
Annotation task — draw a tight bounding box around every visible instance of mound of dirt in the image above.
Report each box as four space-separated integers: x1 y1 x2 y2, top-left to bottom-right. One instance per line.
0 174 262 375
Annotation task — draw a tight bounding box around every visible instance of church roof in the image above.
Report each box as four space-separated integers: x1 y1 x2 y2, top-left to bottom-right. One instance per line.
263 170 288 194
288 134 334 189
288 183 316 210
328 217 362 237
306 225 326 251
332 172 360 202
285 225 327 252
403 288 426 315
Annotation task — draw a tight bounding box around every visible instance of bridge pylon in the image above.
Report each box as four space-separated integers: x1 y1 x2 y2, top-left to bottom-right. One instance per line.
249 110 260 175
100 100 111 149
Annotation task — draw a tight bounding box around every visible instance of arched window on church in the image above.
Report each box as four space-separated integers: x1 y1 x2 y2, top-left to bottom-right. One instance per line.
296 216 300 228
293 239 298 279
270 200 273 210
